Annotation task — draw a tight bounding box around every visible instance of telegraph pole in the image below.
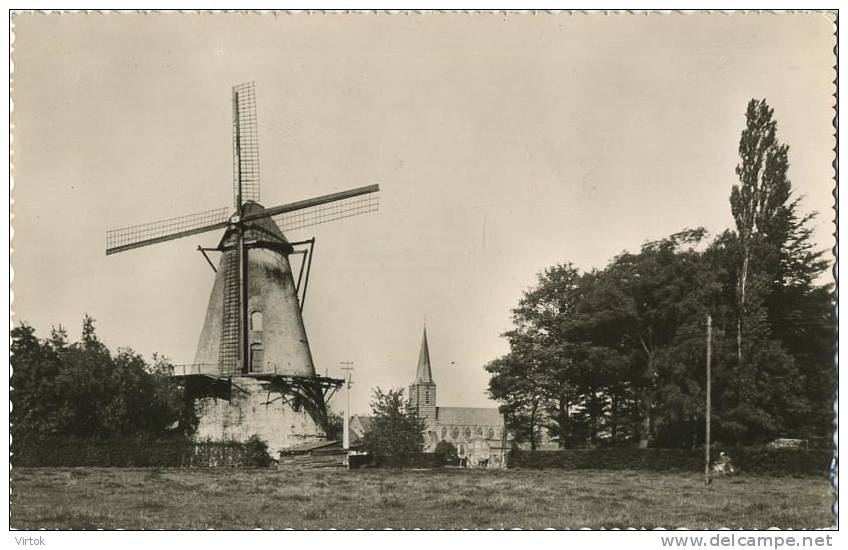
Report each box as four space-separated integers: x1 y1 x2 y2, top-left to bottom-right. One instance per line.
705 314 712 486
340 361 354 450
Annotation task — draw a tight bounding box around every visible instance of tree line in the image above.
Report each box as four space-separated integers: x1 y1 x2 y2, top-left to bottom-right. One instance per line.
11 315 185 442
486 99 834 449
10 313 427 465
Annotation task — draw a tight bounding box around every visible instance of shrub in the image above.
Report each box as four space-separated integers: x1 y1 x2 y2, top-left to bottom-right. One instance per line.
433 441 458 467
507 447 832 477
243 435 272 467
370 451 440 469
11 436 273 468
361 388 426 467
11 320 184 442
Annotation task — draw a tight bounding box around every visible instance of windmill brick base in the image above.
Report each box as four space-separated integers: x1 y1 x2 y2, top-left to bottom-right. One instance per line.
175 372 342 458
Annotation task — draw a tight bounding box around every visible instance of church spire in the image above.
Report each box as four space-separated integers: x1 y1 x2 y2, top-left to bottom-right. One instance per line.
414 326 433 383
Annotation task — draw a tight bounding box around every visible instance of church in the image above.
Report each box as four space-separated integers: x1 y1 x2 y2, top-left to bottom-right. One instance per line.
408 328 510 468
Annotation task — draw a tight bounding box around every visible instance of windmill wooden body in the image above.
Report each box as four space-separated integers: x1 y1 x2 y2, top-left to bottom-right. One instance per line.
106 82 379 454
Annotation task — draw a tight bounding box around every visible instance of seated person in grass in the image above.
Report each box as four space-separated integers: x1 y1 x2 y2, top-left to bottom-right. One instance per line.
712 451 737 476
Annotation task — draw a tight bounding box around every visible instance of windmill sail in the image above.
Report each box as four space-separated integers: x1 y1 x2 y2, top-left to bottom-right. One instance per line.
233 81 260 206
105 206 231 255
104 185 379 256
273 189 380 233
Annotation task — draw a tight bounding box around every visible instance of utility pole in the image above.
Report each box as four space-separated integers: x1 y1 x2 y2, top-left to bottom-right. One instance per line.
705 313 712 486
340 361 354 450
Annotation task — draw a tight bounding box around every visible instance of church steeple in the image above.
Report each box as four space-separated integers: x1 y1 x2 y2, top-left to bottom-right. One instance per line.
409 326 437 423
414 327 433 383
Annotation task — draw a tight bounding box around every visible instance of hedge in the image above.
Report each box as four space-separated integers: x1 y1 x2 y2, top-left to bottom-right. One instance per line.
11 436 272 468
368 451 443 469
507 447 834 477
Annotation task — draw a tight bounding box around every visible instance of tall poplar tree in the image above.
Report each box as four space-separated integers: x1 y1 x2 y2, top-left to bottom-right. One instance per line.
730 99 792 373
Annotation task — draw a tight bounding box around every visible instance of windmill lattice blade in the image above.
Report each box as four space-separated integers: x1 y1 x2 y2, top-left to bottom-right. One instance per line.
273 192 380 233
106 207 231 255
233 81 260 206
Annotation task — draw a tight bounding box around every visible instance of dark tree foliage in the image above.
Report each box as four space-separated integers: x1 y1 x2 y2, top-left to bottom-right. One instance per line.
727 99 834 441
566 231 723 447
324 410 344 441
485 100 833 449
433 440 458 465
361 388 426 466
485 336 548 449
11 315 184 442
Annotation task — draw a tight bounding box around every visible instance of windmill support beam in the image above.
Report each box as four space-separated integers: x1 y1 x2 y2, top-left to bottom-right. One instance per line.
265 374 343 434
291 249 308 297
178 374 235 403
301 239 315 311
287 239 316 309
197 246 218 273
323 385 340 404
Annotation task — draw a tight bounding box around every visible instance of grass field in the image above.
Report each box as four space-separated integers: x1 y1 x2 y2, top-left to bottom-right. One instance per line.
10 467 835 530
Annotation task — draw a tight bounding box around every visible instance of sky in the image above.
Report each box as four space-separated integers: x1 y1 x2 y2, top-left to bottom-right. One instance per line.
11 12 836 415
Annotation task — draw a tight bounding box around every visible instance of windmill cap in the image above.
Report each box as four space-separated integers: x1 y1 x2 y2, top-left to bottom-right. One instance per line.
218 201 293 252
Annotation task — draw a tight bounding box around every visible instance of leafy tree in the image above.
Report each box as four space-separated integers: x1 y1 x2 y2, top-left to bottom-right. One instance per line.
569 229 717 447
361 388 425 466
728 99 833 440
433 440 458 465
483 98 833 449
763 206 834 438
509 265 584 447
11 316 184 442
324 410 344 441
538 350 582 448
488 265 598 448
730 98 792 371
485 346 546 449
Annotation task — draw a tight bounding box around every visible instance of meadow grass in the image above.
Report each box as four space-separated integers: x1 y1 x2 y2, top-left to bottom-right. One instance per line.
10 466 835 530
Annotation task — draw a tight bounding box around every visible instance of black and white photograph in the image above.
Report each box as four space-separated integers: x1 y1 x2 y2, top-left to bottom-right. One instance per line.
7 7 838 535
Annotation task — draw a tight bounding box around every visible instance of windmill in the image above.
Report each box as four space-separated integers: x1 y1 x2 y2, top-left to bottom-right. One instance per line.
106 82 379 450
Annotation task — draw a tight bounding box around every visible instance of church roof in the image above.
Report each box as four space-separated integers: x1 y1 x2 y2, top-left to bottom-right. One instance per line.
350 415 374 435
414 327 433 383
436 407 503 426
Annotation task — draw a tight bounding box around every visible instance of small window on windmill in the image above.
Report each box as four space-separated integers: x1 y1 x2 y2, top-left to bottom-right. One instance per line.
441 427 448 440
425 390 430 404
452 427 460 440
250 343 263 372
250 310 263 340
